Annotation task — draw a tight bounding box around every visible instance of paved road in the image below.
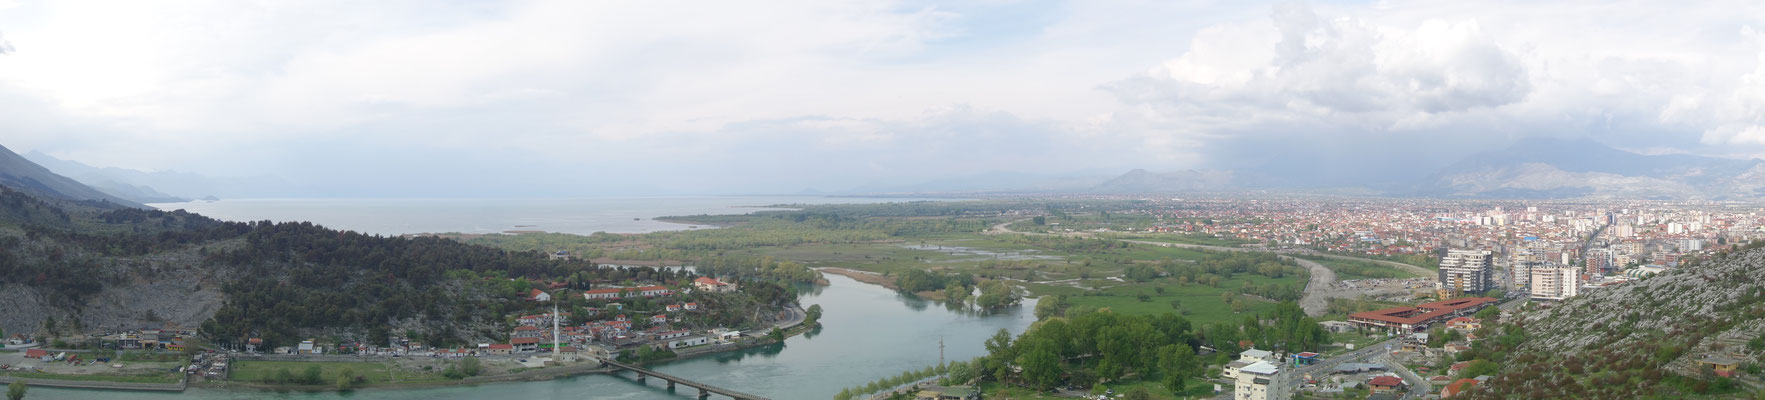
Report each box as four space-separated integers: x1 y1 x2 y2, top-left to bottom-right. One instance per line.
1377 354 1432 399
1270 337 1402 400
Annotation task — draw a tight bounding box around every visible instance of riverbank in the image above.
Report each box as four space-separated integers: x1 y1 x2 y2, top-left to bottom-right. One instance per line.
0 375 186 392
199 306 815 394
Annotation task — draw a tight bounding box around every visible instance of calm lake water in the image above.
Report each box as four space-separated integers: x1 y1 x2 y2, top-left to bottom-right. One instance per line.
147 196 949 236
28 274 1035 400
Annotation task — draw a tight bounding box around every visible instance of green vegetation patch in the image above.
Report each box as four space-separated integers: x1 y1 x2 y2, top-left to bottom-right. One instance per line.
4 371 183 384
230 361 391 385
1297 255 1427 280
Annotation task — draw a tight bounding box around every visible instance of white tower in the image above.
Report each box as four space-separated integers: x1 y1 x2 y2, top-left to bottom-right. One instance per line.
551 299 561 359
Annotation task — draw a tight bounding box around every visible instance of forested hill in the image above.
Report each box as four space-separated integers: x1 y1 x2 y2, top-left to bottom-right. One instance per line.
1462 243 1765 399
0 179 698 350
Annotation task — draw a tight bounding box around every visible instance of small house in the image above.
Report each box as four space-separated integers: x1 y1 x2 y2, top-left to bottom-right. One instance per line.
1698 355 1741 377
1368 376 1405 393
486 344 514 355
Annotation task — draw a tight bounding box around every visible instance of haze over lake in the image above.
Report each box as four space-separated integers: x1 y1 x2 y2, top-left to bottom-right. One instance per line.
149 196 955 236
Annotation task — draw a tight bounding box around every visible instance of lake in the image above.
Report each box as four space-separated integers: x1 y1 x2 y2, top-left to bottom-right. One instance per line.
147 196 952 236
28 196 1034 399
26 274 1035 400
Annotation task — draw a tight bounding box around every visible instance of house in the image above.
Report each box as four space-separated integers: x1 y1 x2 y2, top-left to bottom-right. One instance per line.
25 349 48 360
1233 361 1279 400
657 329 691 340
1239 348 1273 363
513 325 543 338
651 315 668 324
486 344 514 355
1450 361 1470 375
1446 317 1481 331
1442 378 1480 398
635 285 672 297
1291 352 1319 366
1367 376 1405 393
694 277 737 293
666 304 682 312
1223 360 1254 380
511 337 541 353
1444 341 1473 355
550 250 570 260
297 340 319 355
667 336 710 349
1698 355 1741 377
684 302 700 311
246 338 263 352
914 386 979 400
528 289 551 302
583 288 624 300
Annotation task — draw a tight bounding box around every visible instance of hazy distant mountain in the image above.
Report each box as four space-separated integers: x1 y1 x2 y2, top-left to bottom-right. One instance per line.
0 144 144 208
1414 138 1765 199
1090 168 1237 194
23 150 293 201
852 171 1115 194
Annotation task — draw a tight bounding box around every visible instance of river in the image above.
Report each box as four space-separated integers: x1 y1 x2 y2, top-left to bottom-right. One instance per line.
25 274 1035 400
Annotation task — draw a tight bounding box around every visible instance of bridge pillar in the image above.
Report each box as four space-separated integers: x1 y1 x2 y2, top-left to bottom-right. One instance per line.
667 380 676 389
698 388 710 399
635 372 646 383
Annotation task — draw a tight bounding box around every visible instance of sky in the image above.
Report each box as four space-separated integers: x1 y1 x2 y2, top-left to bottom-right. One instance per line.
2 0 1764 196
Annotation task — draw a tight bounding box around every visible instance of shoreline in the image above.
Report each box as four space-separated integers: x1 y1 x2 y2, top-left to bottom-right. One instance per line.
179 307 817 394
818 268 950 301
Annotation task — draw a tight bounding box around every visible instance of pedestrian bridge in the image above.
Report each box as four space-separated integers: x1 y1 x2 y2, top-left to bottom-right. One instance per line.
600 358 769 400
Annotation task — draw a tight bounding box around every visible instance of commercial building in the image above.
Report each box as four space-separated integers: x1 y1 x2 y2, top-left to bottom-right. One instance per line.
1438 249 1494 294
1348 297 1498 333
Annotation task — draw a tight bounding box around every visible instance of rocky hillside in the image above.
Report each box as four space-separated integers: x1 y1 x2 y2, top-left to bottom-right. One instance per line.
1465 244 1765 398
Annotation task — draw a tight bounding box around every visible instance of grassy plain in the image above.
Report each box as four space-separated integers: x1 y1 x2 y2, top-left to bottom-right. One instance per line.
230 361 392 384
1294 255 1427 280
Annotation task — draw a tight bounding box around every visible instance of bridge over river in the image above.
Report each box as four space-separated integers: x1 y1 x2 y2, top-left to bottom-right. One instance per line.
600 358 770 400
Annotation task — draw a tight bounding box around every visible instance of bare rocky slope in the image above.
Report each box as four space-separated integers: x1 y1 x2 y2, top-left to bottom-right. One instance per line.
1466 243 1765 398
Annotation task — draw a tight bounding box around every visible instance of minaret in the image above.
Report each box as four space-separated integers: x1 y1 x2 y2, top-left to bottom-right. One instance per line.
938 336 945 375
552 298 561 359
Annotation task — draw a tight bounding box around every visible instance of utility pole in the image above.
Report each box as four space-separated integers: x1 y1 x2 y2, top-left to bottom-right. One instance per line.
938 336 945 376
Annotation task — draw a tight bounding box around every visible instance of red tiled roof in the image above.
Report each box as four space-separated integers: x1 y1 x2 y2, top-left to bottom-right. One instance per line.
1368 376 1404 387
695 277 726 286
1443 378 1480 398
511 337 540 344
487 344 513 350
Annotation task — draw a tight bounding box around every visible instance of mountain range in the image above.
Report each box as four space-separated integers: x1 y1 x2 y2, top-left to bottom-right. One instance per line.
21 150 296 203
859 138 1765 199
0 144 145 208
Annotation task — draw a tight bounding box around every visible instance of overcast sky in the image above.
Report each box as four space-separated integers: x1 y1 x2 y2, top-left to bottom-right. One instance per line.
3 0 1764 196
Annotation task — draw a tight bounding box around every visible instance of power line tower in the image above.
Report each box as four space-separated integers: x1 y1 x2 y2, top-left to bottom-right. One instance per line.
938 336 945 376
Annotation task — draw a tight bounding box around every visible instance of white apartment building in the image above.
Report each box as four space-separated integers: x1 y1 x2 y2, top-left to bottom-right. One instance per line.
1235 361 1279 400
1530 267 1580 301
1439 249 1494 294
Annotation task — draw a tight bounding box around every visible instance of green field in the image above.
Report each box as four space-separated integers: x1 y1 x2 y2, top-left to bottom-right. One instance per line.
1297 255 1426 280
230 360 394 384
1111 234 1258 248
4 370 183 384
1058 273 1307 325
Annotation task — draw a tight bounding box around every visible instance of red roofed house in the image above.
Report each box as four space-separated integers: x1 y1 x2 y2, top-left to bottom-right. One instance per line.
528 289 551 302
684 302 700 311
651 314 668 324
1368 376 1405 393
1442 378 1480 398
694 277 737 293
25 349 48 359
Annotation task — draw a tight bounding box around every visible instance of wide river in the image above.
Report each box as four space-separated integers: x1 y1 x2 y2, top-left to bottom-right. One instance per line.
28 197 1035 399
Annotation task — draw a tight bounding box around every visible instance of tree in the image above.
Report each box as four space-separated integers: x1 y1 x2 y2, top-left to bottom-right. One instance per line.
336 367 358 391
1034 295 1067 320
1462 359 1499 378
274 368 296 384
461 356 482 376
1125 387 1152 400
1032 216 1046 225
1017 348 1061 391
768 327 785 342
302 365 322 385
1159 344 1199 393
805 304 824 326
7 380 25 400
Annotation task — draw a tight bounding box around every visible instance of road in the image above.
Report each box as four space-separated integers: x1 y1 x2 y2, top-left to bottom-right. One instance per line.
1269 337 1401 400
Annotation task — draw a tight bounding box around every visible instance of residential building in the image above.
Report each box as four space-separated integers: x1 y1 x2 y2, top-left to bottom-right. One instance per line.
1234 361 1278 400
1367 376 1405 393
1438 249 1494 294
667 336 710 349
694 277 738 293
1529 267 1580 301
528 289 551 302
